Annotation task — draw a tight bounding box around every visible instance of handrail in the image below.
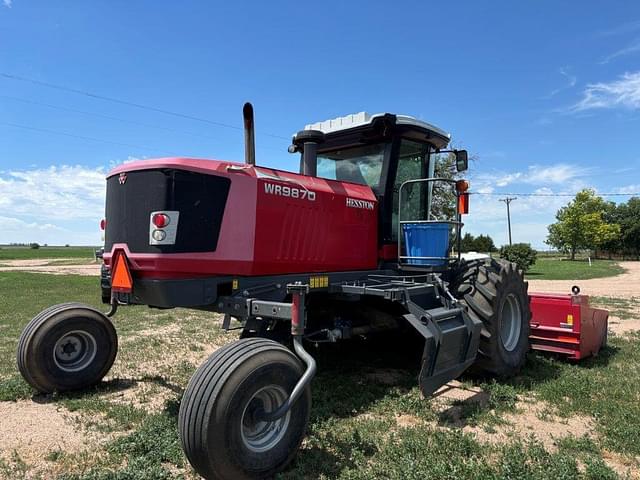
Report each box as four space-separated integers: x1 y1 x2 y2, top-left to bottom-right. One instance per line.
397 177 462 266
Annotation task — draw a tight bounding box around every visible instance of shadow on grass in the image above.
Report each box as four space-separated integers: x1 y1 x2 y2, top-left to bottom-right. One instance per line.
435 389 491 429
306 330 424 420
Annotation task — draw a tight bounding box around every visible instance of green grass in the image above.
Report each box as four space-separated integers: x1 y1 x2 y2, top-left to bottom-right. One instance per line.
0 271 638 478
526 257 625 280
591 296 640 320
0 246 97 261
505 338 640 457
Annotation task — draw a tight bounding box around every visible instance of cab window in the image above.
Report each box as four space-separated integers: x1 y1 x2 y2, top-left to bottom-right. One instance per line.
391 139 430 240
316 143 386 188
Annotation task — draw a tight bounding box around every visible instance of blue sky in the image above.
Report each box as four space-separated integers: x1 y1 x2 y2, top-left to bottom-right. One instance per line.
1 1 639 247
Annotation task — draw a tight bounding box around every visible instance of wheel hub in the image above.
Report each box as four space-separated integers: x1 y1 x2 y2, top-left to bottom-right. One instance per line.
240 385 290 453
61 339 79 356
500 293 522 352
53 330 97 372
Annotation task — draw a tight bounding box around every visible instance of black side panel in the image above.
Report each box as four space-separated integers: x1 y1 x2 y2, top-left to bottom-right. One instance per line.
104 169 231 253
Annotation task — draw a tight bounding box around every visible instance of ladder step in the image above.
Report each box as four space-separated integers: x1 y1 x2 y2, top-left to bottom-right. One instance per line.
426 307 463 322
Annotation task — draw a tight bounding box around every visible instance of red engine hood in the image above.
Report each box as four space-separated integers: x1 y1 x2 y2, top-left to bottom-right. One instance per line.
107 157 376 202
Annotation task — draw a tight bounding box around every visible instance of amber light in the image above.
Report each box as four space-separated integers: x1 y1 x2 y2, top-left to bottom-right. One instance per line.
458 193 470 214
456 180 470 192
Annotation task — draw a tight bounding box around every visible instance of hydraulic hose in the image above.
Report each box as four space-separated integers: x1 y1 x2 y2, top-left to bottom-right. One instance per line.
104 298 118 318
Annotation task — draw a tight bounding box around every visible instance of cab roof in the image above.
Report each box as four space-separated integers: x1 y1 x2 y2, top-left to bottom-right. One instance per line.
302 112 451 150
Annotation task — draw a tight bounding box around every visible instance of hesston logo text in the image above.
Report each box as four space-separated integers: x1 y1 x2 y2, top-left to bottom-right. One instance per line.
346 198 374 210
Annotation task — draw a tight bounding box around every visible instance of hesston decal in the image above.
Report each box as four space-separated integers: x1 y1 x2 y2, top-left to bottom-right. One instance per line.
346 197 375 210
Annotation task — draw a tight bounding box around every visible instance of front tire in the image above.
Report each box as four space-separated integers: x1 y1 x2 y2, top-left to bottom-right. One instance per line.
17 303 118 393
179 338 310 480
451 258 530 377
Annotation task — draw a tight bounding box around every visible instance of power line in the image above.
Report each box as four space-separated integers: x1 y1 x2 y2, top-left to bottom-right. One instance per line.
0 121 179 155
0 72 290 140
0 94 229 142
470 191 640 197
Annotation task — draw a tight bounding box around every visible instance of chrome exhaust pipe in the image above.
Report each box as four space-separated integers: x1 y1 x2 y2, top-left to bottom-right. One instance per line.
243 102 256 166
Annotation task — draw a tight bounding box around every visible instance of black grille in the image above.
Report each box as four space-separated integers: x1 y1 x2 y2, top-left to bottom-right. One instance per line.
104 169 231 253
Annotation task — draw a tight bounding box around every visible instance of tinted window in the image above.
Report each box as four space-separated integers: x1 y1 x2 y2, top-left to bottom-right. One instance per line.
317 143 386 188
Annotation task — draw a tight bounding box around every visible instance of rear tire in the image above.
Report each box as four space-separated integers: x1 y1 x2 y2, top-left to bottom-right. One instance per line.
451 258 530 377
17 303 118 393
179 338 310 480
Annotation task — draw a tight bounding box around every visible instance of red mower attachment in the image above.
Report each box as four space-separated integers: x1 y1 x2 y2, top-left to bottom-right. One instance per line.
529 287 608 360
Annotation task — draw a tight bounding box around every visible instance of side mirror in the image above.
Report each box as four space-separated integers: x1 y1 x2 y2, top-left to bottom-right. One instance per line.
455 150 468 172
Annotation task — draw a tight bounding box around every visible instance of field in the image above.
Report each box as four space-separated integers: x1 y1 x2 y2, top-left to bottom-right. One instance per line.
1 262 639 479
527 257 625 280
0 246 97 261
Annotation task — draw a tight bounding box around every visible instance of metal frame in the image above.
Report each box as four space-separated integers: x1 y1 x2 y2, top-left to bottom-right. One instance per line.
397 177 462 266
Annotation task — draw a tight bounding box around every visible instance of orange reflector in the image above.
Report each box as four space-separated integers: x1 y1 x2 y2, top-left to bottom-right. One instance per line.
458 193 469 214
111 251 133 293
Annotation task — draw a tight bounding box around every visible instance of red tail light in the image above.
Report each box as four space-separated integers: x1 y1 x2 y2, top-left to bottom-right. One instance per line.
152 213 169 228
100 219 106 230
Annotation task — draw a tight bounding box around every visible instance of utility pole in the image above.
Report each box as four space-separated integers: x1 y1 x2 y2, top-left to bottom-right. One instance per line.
500 197 517 246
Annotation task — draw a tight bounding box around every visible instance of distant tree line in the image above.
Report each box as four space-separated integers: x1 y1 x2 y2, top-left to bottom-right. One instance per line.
2 243 56 249
546 189 640 260
459 233 496 253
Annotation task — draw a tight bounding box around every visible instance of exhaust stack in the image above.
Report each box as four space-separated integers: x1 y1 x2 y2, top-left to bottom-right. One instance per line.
243 102 256 166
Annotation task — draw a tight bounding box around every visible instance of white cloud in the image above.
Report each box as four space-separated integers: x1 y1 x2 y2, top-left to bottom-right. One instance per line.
0 165 106 220
544 67 577 99
0 216 72 245
614 184 640 195
472 164 587 189
0 165 108 245
464 190 568 249
535 117 553 126
465 163 593 249
598 20 640 37
570 71 640 111
525 164 588 184
600 39 640 64
2 0 11 8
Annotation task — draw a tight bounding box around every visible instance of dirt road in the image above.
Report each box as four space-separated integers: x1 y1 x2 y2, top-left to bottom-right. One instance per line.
2 258 639 298
0 259 100 276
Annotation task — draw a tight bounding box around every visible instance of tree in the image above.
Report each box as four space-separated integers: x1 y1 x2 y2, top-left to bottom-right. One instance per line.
460 233 476 252
546 189 621 260
430 152 459 220
616 197 640 259
459 232 496 253
474 234 496 253
500 243 537 272
599 201 623 258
